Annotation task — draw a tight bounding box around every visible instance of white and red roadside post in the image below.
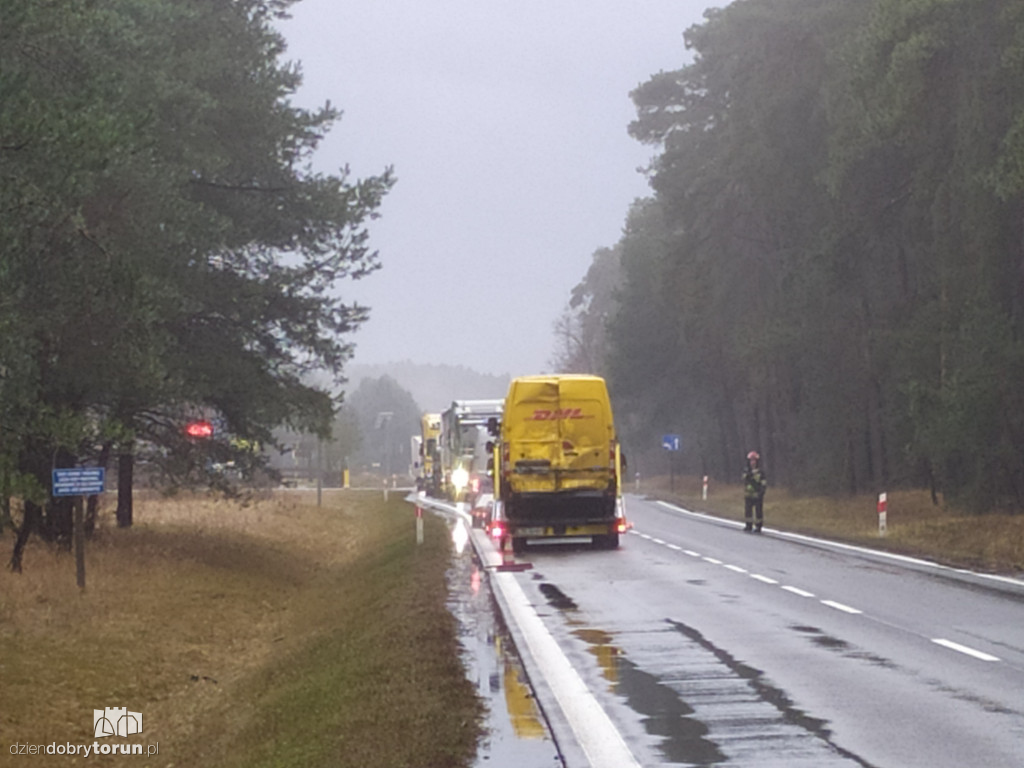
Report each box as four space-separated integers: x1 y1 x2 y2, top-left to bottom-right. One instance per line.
702 475 709 500
877 492 887 536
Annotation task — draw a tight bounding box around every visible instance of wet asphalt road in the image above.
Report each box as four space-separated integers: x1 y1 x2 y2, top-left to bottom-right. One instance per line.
498 494 1024 767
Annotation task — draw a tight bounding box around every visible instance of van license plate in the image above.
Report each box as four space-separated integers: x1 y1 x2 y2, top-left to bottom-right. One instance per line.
519 527 545 536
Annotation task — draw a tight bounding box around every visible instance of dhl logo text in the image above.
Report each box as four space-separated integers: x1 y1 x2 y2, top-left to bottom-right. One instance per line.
526 408 593 420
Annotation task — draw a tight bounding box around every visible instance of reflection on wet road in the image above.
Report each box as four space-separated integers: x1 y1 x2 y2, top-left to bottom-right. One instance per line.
446 543 563 767
532 572 868 767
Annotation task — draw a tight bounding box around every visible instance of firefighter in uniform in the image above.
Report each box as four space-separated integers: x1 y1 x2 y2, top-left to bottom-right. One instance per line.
743 450 767 532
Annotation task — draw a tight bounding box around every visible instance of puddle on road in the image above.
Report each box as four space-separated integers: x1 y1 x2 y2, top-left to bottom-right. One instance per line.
789 624 897 669
534 581 724 763
572 627 726 765
447 549 563 768
538 582 579 612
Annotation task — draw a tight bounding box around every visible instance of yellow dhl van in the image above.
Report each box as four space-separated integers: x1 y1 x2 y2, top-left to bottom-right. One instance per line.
490 374 627 552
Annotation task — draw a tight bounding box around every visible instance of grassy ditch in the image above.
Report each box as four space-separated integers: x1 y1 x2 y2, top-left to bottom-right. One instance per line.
642 475 1024 575
0 491 481 768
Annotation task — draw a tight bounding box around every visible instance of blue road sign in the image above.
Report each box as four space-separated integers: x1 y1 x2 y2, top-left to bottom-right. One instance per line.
662 434 681 452
52 468 106 497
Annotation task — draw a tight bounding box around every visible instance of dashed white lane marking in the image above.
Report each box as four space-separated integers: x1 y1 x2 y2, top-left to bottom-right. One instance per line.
782 585 816 598
821 600 862 614
932 638 1000 662
653 499 1024 590
629 524 1005 665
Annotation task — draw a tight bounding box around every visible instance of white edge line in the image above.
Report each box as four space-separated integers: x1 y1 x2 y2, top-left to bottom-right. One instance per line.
653 499 1024 589
417 495 642 766
703 557 723 565
932 638 1000 662
724 564 747 574
751 574 779 584
491 572 642 768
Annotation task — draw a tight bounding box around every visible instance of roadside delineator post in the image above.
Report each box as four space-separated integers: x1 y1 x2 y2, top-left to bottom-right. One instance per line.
702 475 709 500
415 505 424 545
877 492 887 536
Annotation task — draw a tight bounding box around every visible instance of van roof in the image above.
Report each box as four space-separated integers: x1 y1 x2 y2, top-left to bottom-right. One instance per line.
510 374 605 384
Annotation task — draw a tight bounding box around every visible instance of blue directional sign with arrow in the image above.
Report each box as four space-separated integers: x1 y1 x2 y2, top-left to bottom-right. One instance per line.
662 434 681 452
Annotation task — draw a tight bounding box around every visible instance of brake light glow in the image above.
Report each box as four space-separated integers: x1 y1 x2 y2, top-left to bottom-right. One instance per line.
489 523 505 541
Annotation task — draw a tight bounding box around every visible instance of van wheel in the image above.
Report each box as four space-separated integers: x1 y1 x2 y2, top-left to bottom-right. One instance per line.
594 533 619 550
512 537 527 555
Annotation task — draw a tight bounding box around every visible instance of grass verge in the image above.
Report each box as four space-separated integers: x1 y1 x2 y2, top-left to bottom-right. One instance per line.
644 475 1024 575
0 491 482 768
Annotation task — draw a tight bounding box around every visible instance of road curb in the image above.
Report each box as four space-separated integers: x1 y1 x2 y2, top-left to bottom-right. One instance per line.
411 494 640 768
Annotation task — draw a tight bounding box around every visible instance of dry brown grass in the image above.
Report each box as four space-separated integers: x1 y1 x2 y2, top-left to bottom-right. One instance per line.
640 475 1024 575
0 490 480 768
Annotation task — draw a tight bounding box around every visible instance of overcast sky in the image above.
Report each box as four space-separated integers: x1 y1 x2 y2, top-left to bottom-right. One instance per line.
278 1 717 377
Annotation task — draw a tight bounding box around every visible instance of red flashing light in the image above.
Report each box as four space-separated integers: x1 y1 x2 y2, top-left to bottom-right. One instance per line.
185 420 214 439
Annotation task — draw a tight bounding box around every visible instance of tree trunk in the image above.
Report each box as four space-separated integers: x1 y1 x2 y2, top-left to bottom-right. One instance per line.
85 441 113 536
116 452 134 528
9 500 42 573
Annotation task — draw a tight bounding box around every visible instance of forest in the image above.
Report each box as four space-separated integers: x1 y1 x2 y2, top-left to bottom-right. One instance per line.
0 0 392 567
557 0 1024 511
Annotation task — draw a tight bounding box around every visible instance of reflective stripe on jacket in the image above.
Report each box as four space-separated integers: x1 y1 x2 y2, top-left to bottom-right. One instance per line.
743 467 767 499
